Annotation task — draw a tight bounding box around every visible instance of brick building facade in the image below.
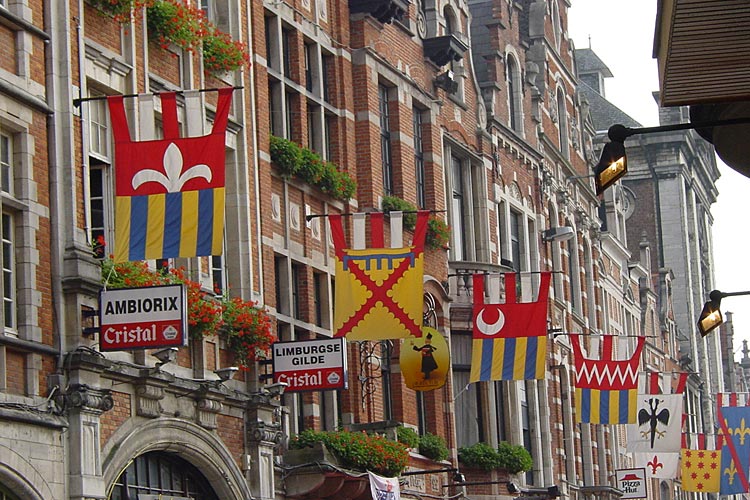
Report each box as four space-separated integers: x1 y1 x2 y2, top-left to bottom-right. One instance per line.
0 0 723 500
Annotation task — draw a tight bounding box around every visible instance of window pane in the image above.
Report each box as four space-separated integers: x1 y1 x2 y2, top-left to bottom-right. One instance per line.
0 134 11 194
379 85 393 195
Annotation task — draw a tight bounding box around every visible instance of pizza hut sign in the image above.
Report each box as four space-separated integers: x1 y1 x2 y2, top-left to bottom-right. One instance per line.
99 284 187 351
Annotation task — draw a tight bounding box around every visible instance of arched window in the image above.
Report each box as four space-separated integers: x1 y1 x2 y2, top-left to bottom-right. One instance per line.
551 1 562 49
109 451 219 500
507 55 523 133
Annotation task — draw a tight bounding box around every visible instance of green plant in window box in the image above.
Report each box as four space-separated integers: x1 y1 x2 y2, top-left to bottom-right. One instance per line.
289 429 409 477
418 432 450 462
396 425 420 449
458 441 532 474
269 136 356 201
381 195 417 231
269 136 302 179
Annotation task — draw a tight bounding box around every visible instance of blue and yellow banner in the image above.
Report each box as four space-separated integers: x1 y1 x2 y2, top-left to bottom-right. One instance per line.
470 272 551 381
107 88 233 262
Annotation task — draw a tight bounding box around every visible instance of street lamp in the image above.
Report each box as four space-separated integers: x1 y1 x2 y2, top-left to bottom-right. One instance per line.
595 117 750 195
697 289 750 337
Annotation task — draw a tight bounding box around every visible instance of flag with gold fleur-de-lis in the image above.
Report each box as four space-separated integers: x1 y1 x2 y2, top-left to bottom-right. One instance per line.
107 88 233 262
718 393 750 495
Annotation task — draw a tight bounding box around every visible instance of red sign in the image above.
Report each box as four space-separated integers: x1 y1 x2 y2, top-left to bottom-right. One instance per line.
99 284 187 351
272 338 347 392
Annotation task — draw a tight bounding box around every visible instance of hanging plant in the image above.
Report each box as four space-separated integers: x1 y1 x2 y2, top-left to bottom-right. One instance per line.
425 216 450 250
86 0 149 23
269 136 356 201
101 259 223 339
221 296 275 367
146 0 207 52
101 258 276 359
202 28 250 75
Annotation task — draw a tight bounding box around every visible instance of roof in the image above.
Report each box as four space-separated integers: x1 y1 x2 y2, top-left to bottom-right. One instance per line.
575 48 613 78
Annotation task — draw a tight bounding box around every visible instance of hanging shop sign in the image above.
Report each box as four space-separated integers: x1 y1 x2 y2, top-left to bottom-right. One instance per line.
99 284 187 351
272 338 348 392
616 468 647 499
400 327 450 391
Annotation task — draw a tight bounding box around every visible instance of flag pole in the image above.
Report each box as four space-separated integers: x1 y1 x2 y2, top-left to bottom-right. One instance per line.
73 86 243 107
305 208 446 223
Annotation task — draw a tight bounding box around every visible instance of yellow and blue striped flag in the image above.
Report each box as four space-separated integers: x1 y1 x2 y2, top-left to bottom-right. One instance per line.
470 272 551 382
572 334 644 424
107 88 233 262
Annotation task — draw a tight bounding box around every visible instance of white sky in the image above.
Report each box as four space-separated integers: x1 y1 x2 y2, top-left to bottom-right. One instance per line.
568 0 750 361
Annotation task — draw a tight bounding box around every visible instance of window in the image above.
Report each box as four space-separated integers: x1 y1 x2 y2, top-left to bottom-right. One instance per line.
304 43 314 92
451 155 466 260
381 341 393 420
313 272 324 327
379 85 394 195
285 91 295 139
510 211 521 271
282 28 292 79
556 88 569 159
566 235 581 313
211 255 225 295
109 452 219 500
413 108 426 208
0 134 9 194
88 96 110 161
506 56 523 133
1 213 14 331
519 383 534 484
0 483 20 500
322 54 332 103
452 332 482 446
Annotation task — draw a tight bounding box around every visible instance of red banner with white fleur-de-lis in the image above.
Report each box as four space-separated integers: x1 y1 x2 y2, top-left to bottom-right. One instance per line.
107 88 233 262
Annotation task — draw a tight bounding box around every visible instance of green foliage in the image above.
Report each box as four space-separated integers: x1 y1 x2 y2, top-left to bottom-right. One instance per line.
496 441 533 474
425 216 450 250
381 196 417 231
270 136 302 178
289 429 409 477
458 442 533 474
269 136 356 201
458 442 500 471
396 426 420 449
418 433 450 462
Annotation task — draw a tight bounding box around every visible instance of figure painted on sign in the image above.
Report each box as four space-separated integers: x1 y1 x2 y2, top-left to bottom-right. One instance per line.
411 333 439 379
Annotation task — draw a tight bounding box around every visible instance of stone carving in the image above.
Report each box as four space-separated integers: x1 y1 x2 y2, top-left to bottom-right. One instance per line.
196 397 223 429
65 384 114 414
135 382 165 418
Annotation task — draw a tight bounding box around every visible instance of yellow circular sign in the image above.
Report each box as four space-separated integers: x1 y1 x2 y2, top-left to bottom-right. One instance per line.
400 327 450 391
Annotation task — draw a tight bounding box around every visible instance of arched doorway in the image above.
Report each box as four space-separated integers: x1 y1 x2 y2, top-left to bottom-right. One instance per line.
109 451 219 500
